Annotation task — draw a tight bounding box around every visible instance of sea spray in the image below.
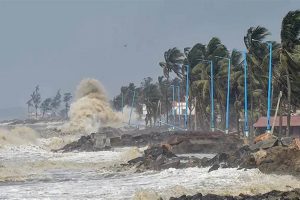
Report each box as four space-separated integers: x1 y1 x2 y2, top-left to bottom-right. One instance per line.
61 78 122 133
0 126 38 147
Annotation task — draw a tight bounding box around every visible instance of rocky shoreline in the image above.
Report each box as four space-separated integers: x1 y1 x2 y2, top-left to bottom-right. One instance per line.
124 136 300 176
54 127 243 154
169 188 300 200
53 127 300 176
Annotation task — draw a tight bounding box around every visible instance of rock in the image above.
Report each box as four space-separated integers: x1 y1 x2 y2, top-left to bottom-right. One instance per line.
127 145 184 171
258 146 300 175
128 157 144 165
250 138 278 151
208 164 220 172
160 159 180 169
169 188 300 200
53 127 122 152
144 145 176 160
280 137 293 147
169 132 243 154
252 149 267 165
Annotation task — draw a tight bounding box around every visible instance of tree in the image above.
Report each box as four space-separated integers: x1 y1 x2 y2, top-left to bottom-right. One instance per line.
51 90 62 116
185 38 230 130
244 26 271 135
159 47 184 79
279 10 300 136
40 98 52 118
26 98 33 118
30 85 41 119
159 48 184 123
63 92 72 119
140 77 161 127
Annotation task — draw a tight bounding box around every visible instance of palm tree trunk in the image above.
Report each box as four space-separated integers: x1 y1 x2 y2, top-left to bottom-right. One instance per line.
279 101 283 136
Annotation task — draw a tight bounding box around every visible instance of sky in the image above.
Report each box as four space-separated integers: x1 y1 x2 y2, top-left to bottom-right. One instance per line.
0 0 299 111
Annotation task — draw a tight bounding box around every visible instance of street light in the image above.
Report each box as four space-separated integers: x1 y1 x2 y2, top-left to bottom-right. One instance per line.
242 51 249 137
185 64 190 130
170 84 175 128
252 39 273 133
197 59 215 132
176 85 181 127
215 55 231 134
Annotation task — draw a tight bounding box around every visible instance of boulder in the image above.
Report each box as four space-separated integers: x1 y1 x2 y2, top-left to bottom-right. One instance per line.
54 132 112 152
208 164 220 172
127 145 183 171
252 149 267 165
280 137 293 147
250 138 278 151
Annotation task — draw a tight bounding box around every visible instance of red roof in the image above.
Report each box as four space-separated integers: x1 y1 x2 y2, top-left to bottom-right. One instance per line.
253 115 300 127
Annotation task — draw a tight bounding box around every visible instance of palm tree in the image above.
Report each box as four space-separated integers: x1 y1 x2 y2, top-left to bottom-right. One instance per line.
229 50 243 134
159 48 184 123
279 10 300 136
244 26 270 135
26 98 33 118
159 47 184 79
186 38 230 130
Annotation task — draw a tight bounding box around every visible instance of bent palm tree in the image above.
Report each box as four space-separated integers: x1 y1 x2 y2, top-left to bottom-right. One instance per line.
279 10 300 136
159 47 184 79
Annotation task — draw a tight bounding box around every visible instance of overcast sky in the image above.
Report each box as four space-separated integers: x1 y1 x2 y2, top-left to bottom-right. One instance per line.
0 0 299 109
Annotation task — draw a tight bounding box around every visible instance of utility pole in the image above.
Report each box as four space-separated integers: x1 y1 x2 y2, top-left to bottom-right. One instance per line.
271 91 282 135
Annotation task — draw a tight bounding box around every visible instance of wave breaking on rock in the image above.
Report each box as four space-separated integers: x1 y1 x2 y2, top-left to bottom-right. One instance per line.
61 78 122 134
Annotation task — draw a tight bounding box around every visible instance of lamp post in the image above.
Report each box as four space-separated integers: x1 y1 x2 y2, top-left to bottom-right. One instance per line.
176 85 181 127
185 65 189 130
215 56 231 134
197 59 215 132
243 51 249 137
252 39 273 133
128 89 136 125
170 84 175 128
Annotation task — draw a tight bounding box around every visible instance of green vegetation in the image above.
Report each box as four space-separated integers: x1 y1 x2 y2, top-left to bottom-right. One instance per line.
27 86 72 120
113 10 300 136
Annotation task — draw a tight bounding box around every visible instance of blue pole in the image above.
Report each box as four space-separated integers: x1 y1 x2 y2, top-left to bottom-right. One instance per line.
225 59 231 134
266 43 273 132
210 61 215 132
243 52 249 137
171 85 175 128
177 85 181 127
185 65 189 130
128 90 136 125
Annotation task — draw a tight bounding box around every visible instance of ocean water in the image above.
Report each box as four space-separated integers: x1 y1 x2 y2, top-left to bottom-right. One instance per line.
0 123 299 200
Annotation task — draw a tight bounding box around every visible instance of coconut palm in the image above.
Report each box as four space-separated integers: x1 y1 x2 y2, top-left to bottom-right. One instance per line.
279 10 300 135
159 47 184 79
186 38 230 130
244 26 271 134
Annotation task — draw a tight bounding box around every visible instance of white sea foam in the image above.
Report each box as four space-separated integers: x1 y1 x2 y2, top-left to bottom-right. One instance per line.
0 142 299 200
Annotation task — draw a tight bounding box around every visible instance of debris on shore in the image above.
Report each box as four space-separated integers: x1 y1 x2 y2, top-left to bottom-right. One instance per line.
203 134 300 176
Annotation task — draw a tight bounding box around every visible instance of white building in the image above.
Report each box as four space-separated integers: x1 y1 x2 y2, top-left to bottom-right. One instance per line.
171 101 195 116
